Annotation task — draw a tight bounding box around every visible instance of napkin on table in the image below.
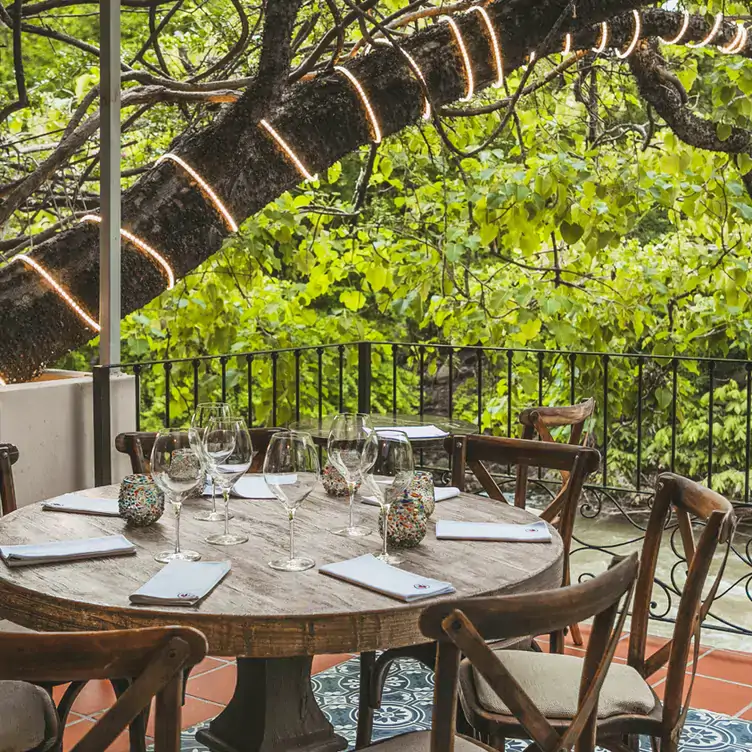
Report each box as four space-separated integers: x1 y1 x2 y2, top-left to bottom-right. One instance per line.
376 425 449 440
42 494 120 517
130 560 231 606
435 519 552 543
361 485 460 507
203 474 276 499
0 535 136 568
319 554 455 602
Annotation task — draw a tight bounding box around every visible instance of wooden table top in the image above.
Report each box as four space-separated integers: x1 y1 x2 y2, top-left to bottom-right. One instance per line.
0 484 563 658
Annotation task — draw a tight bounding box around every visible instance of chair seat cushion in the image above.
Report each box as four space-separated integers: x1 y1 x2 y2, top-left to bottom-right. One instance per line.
370 730 487 752
0 681 59 752
471 650 657 720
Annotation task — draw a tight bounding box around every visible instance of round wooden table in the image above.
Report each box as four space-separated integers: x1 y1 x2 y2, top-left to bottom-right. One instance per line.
0 484 563 752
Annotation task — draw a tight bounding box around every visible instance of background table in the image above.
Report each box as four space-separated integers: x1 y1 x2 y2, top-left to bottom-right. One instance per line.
0 484 562 752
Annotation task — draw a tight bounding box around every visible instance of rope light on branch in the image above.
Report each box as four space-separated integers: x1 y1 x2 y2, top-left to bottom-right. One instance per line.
156 154 238 233
563 32 572 55
688 12 723 48
12 255 100 332
721 23 747 54
395 48 432 119
593 22 608 53
444 17 475 100
468 6 504 88
615 10 641 59
81 215 176 289
334 65 382 143
259 119 318 180
658 10 689 45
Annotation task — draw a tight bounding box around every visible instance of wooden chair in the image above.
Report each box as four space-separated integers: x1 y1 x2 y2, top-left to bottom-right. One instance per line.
356 437 602 747
0 625 207 752
458 473 736 752
0 442 20 516
115 428 282 474
355 554 638 752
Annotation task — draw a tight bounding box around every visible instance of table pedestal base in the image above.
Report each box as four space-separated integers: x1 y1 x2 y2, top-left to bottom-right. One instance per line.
195 656 348 752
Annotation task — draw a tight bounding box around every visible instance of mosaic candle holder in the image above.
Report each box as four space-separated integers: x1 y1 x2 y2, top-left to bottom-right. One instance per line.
378 478 429 549
322 460 361 497
411 471 436 517
118 474 165 527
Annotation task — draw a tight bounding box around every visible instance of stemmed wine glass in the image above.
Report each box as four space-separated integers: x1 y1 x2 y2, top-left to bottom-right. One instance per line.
150 428 204 563
327 413 377 537
362 430 414 565
204 417 253 546
189 402 231 522
263 430 320 571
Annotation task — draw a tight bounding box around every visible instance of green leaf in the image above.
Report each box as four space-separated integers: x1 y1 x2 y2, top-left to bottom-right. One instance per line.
717 123 732 142
560 221 584 245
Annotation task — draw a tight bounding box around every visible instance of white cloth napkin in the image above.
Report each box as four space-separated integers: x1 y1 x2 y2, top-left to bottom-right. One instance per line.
434 487 460 502
130 560 231 606
0 535 136 567
203 474 276 499
376 424 449 440
435 519 552 543
319 554 455 602
42 494 120 517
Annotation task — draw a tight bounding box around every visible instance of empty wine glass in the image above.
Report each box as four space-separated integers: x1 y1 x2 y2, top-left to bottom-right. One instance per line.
263 430 320 571
189 402 231 522
150 428 203 563
328 413 377 537
204 417 253 546
362 430 414 565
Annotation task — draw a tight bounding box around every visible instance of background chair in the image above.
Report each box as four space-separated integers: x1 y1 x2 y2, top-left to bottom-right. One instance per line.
0 625 207 752
458 473 736 752
0 442 19 516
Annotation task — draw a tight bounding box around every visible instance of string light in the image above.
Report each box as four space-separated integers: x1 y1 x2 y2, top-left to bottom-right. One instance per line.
13 255 100 332
721 23 747 54
563 32 572 55
156 153 238 233
259 119 318 180
688 12 723 48
593 22 608 53
616 10 641 59
445 17 475 101
658 10 689 45
335 65 382 143
529 50 537 63
398 49 432 119
469 6 504 88
81 215 175 289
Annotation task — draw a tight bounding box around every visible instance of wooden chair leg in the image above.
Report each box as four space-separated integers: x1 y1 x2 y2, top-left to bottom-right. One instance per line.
110 677 149 752
569 622 584 646
356 652 376 749
153 673 183 752
488 731 505 751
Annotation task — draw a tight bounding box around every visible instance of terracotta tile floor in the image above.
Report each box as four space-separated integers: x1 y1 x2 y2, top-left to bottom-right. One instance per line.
60 632 752 750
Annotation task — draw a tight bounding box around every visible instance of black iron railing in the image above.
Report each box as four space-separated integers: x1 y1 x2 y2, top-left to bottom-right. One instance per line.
92 340 752 637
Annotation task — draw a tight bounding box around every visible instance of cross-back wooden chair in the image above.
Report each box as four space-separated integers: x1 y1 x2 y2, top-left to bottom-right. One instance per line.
0 625 207 752
0 442 20 517
116 427 282 474
406 553 637 752
458 473 736 752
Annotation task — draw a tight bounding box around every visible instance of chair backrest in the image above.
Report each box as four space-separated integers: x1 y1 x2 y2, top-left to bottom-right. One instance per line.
115 428 283 474
0 442 19 517
0 625 207 752
626 473 736 743
420 553 639 752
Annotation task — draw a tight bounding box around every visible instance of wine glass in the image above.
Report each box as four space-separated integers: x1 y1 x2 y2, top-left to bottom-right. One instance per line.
263 430 320 571
327 413 377 537
150 428 203 563
189 402 231 522
204 417 253 546
362 430 414 565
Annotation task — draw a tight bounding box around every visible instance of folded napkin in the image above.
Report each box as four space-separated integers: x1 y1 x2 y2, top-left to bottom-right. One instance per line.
319 554 455 602
42 494 120 517
435 519 552 543
0 535 136 568
203 474 276 499
434 487 460 502
376 424 449 440
130 560 231 606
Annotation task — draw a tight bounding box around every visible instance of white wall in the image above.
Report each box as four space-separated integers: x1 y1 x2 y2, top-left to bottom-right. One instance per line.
0 370 136 506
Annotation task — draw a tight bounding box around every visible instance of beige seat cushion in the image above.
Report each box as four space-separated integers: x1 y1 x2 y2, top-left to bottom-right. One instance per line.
472 651 657 720
0 681 59 752
371 730 486 752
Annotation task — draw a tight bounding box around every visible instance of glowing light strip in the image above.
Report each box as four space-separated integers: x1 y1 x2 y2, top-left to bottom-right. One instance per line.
469 6 503 88
445 17 474 101
616 10 641 59
0 375 6 386
658 10 689 45
156 153 238 233
529 50 537 63
335 66 382 143
259 119 318 180
82 215 175 289
688 12 723 48
721 23 747 54
13 255 100 331
563 32 572 55
399 49 431 119
593 22 608 53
